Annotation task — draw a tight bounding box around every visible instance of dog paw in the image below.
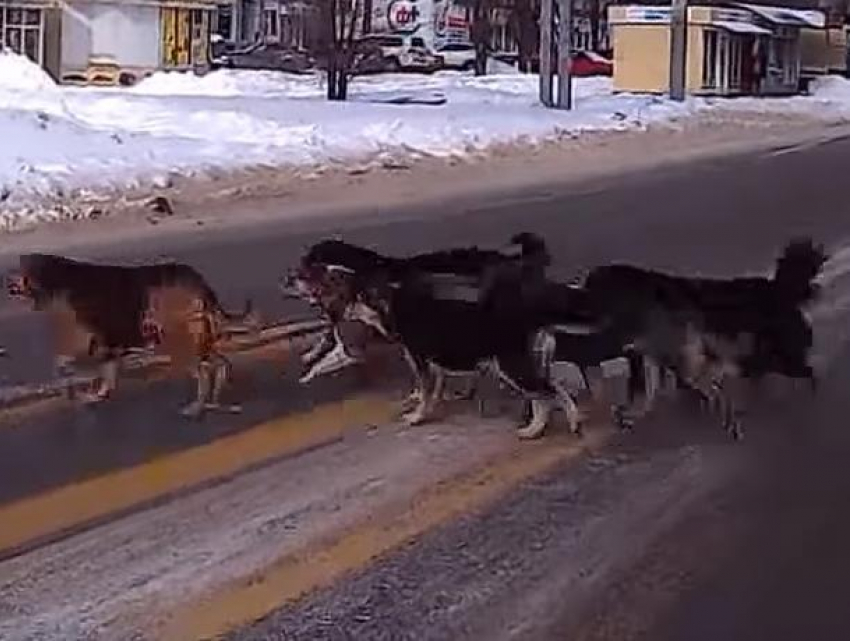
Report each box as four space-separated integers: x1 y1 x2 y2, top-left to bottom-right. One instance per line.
516 422 547 440
78 391 108 405
180 402 205 419
727 420 744 441
401 410 427 426
612 406 633 432
204 403 243 414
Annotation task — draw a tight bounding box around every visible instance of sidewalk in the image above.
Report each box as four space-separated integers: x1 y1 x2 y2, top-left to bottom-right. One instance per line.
1 109 847 259
3 46 850 243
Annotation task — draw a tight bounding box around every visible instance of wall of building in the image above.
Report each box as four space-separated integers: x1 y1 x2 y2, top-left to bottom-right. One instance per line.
612 23 703 93
61 2 160 70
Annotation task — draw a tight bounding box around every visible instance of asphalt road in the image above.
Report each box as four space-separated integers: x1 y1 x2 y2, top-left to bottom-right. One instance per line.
5 132 850 639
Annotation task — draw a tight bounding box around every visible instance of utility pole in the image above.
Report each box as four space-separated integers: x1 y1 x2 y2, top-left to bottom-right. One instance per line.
669 0 688 101
538 0 573 109
539 0 554 106
556 0 573 109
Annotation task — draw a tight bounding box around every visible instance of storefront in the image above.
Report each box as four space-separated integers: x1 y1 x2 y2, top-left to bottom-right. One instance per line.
0 2 48 66
609 4 823 97
161 3 213 69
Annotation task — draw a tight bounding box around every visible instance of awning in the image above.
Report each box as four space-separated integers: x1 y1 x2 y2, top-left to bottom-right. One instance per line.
715 20 772 35
732 3 826 28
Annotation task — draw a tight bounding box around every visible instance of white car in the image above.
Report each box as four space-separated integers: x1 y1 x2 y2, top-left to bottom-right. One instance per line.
355 34 443 73
438 43 477 71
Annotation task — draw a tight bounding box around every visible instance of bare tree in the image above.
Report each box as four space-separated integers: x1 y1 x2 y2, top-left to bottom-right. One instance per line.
321 0 361 100
511 0 539 72
588 0 601 52
460 0 492 76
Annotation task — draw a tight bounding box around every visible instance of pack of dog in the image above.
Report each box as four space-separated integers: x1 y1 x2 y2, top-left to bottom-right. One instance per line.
2 235 827 441
284 234 652 438
6 253 258 417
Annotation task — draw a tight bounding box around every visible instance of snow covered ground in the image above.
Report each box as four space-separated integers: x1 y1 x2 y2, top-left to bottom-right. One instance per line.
1 49 849 231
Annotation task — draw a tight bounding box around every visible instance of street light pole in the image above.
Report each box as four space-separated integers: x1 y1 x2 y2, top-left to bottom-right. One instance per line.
539 0 573 109
556 0 573 109
539 0 554 106
669 0 688 101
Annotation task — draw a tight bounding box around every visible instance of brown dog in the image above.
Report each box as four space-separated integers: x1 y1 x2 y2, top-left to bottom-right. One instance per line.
6 254 258 417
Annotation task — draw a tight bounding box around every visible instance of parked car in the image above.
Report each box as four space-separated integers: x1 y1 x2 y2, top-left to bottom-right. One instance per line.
212 41 315 75
569 50 613 77
351 34 443 74
438 43 477 71
491 49 612 77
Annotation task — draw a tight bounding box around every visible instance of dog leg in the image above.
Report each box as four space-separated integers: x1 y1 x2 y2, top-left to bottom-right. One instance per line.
54 355 77 399
299 327 360 383
642 357 662 415
79 358 119 404
401 379 432 426
723 391 744 441
516 398 554 440
429 365 446 414
720 379 744 441
401 352 433 426
400 348 427 413
302 329 334 365
205 355 242 414
551 380 582 436
182 360 212 419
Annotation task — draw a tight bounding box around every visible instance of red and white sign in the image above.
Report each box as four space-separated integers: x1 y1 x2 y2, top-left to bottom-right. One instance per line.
387 0 422 32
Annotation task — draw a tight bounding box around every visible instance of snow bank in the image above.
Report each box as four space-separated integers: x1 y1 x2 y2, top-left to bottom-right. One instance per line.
0 49 56 92
0 51 847 231
716 75 850 119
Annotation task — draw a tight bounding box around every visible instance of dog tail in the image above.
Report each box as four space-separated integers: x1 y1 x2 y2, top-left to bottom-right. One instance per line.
510 232 551 267
773 237 829 306
219 298 261 334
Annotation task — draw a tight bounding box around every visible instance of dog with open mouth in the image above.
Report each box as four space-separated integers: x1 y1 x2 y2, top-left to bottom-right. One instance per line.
280 232 551 396
6 253 259 418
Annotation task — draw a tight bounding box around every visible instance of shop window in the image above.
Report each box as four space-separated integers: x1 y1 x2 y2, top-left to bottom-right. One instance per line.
0 5 44 65
163 7 209 68
729 36 742 89
703 29 718 88
263 9 279 40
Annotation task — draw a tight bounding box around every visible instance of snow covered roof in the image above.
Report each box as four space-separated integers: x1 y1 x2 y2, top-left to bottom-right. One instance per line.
715 20 773 33
731 3 826 27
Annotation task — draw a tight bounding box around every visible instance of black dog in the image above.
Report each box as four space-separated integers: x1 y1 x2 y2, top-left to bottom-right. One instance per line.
579 238 828 438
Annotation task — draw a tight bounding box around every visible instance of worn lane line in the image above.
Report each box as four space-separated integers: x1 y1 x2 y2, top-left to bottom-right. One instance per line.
0 394 396 559
158 426 615 641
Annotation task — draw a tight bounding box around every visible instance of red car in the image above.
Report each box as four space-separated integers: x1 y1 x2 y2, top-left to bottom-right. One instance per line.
568 50 613 77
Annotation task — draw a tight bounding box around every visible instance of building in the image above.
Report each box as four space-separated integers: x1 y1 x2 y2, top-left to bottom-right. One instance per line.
0 0 218 85
259 0 320 49
609 3 827 96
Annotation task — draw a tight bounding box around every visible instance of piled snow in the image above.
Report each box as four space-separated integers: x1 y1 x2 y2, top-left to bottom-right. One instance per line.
0 49 57 92
713 75 850 119
0 49 849 231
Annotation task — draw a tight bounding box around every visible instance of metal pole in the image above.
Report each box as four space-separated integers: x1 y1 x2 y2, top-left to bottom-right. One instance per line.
556 0 573 109
669 0 688 101
539 0 554 107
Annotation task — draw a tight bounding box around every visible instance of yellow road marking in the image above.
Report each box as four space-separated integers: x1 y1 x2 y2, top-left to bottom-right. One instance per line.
159 426 615 641
0 394 396 555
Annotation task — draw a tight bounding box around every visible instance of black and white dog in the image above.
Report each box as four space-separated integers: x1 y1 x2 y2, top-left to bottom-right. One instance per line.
579 238 828 439
342 254 650 438
280 232 550 388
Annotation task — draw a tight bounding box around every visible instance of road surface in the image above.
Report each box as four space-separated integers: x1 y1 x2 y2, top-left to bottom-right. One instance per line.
3 132 850 640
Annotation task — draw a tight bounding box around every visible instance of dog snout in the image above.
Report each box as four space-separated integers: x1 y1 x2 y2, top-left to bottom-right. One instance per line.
6 274 28 298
